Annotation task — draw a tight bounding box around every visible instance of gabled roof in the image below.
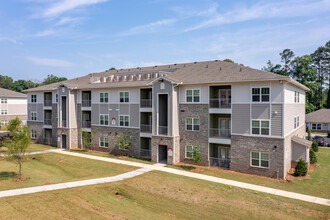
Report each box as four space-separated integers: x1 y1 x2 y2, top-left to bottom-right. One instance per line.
306 109 330 123
292 136 312 148
0 88 27 98
24 60 309 92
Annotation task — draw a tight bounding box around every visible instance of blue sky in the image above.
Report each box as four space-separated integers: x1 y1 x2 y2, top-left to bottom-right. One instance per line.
1 0 330 81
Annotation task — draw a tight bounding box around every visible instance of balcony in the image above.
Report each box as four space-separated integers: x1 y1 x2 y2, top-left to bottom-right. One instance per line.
210 157 231 169
82 121 91 128
140 149 151 159
140 124 152 133
44 119 52 125
44 99 52 107
158 126 168 135
209 98 231 109
82 100 91 107
44 138 52 145
140 99 152 108
209 128 231 138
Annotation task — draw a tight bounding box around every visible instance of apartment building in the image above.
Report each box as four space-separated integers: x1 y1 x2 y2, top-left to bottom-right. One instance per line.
0 88 27 126
26 60 311 179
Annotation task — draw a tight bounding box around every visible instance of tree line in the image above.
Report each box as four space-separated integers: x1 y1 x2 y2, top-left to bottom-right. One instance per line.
262 40 330 113
0 74 67 93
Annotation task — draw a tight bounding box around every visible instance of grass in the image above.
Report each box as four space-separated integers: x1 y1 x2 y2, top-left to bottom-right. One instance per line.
67 148 155 164
0 153 136 191
0 143 56 154
168 148 330 199
0 171 329 219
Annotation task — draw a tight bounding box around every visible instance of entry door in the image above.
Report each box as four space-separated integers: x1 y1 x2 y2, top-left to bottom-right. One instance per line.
62 135 67 149
159 145 167 163
219 119 230 137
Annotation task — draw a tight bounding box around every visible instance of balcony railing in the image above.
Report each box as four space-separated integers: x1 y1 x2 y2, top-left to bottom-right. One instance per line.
209 98 231 108
209 128 231 138
82 121 91 128
140 99 152 108
44 119 52 125
44 99 52 106
140 124 152 133
210 157 231 169
44 138 52 145
158 126 168 135
62 120 67 128
82 100 91 107
140 149 151 158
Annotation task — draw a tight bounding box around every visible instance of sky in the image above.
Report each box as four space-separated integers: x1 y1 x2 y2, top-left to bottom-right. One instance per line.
0 0 330 81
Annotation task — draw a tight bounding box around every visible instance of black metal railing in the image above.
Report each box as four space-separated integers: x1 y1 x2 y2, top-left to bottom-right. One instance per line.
209 157 231 169
44 99 52 106
82 100 92 107
44 119 52 125
158 126 168 135
209 98 231 108
140 99 152 108
140 149 151 158
209 128 231 138
140 124 152 133
82 121 91 128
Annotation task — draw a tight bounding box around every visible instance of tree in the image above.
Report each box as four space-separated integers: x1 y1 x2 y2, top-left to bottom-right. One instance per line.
6 117 21 133
294 159 307 176
3 119 30 179
262 60 285 75
109 67 116 70
309 149 317 164
114 134 132 150
11 80 38 92
42 74 67 85
190 145 203 164
80 128 97 152
307 128 312 141
279 49 295 75
223 58 235 63
312 141 319 152
0 75 13 89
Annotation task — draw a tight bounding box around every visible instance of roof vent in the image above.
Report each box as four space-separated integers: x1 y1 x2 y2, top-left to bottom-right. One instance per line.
240 68 242 72
206 65 208 68
219 66 222 71
168 65 170 68
194 62 197 64
174 63 177 65
215 60 218 62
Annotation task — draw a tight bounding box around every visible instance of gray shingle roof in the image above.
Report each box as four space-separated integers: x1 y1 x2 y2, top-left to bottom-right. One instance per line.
25 60 308 92
306 109 330 123
0 88 27 98
292 136 312 148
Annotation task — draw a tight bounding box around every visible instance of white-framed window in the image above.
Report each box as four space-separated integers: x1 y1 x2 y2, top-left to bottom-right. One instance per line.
186 89 200 103
294 91 300 103
100 92 109 103
1 109 7 115
31 94 37 103
119 115 129 127
1 98 7 104
294 117 297 129
99 114 109 125
252 87 270 102
251 152 269 168
185 145 198 158
55 94 58 103
31 112 37 120
31 130 37 138
1 120 8 126
99 137 109 148
186 118 200 131
119 91 129 103
312 123 321 130
251 120 269 135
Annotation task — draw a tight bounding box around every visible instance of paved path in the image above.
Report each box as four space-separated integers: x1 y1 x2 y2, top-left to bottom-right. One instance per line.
0 167 152 199
0 149 58 158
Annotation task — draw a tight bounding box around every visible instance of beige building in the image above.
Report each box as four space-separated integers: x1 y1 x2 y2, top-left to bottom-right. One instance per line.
26 60 311 179
306 109 330 132
0 88 27 126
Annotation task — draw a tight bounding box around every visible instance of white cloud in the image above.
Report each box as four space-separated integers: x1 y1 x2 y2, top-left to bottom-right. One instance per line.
55 16 84 26
42 0 108 18
0 37 18 44
35 29 55 37
184 0 330 32
119 19 177 36
27 56 74 67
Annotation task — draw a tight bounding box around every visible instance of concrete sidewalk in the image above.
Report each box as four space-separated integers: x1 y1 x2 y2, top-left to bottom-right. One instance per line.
54 149 330 206
0 149 58 158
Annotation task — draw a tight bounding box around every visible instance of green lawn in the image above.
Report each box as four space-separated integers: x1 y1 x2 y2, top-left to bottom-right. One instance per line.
67 148 155 164
0 171 328 219
168 147 330 199
0 153 136 191
0 143 56 155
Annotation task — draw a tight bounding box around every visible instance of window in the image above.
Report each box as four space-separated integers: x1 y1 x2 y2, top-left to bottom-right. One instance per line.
31 130 37 138
100 92 109 103
295 91 300 103
186 118 200 131
1 99 7 104
297 116 300 127
252 120 269 135
185 145 197 158
251 152 269 168
55 94 58 103
1 110 7 115
252 87 270 102
31 94 37 103
186 89 200 103
119 115 129 127
312 123 321 130
294 117 297 129
119 92 129 103
99 114 109 125
99 137 109 148
1 120 8 126
31 112 37 120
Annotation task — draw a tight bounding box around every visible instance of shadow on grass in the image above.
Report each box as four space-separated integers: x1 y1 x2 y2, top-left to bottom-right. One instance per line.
177 165 196 171
0 172 17 180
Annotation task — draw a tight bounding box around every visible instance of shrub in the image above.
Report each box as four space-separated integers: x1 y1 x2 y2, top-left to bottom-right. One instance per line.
309 149 317 164
294 159 308 176
312 141 319 152
114 134 132 150
307 128 311 141
190 145 203 164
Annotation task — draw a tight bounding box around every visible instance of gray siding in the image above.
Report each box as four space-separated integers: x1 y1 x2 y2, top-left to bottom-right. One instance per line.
109 104 119 126
130 104 139 127
232 104 250 134
119 104 129 115
251 104 270 119
271 104 282 136
91 104 99 124
99 104 108 114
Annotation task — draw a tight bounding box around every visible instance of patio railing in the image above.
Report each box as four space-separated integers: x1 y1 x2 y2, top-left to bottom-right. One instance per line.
209 157 231 169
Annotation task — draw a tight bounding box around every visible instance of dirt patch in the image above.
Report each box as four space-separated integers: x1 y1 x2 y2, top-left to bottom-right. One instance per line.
13 177 29 182
192 168 205 173
286 168 311 180
0 157 6 161
115 192 123 198
309 163 321 168
118 156 128 160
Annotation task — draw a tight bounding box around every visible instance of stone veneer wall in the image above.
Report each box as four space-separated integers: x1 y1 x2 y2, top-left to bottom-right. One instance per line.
27 121 44 144
91 126 140 157
51 104 58 147
231 135 285 179
151 135 174 164
179 104 209 166
76 104 82 149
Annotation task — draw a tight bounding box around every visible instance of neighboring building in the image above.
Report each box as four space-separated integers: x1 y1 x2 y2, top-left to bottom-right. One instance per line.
0 88 27 126
306 109 330 132
25 60 310 179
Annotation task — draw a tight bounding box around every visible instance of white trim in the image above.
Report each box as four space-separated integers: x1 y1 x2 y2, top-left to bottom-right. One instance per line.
119 115 130 127
185 117 200 131
250 151 270 169
119 91 130 103
251 87 270 103
251 119 270 136
99 136 109 148
99 114 109 125
185 88 201 103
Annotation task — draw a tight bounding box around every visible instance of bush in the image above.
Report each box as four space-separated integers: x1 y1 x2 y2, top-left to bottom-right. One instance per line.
307 128 311 141
309 149 317 164
312 141 319 152
190 146 203 164
294 158 307 176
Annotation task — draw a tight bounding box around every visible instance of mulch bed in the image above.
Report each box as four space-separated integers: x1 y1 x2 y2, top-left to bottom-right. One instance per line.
13 177 29 182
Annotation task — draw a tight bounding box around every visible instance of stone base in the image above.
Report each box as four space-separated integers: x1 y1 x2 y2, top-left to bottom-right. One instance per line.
151 135 176 164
